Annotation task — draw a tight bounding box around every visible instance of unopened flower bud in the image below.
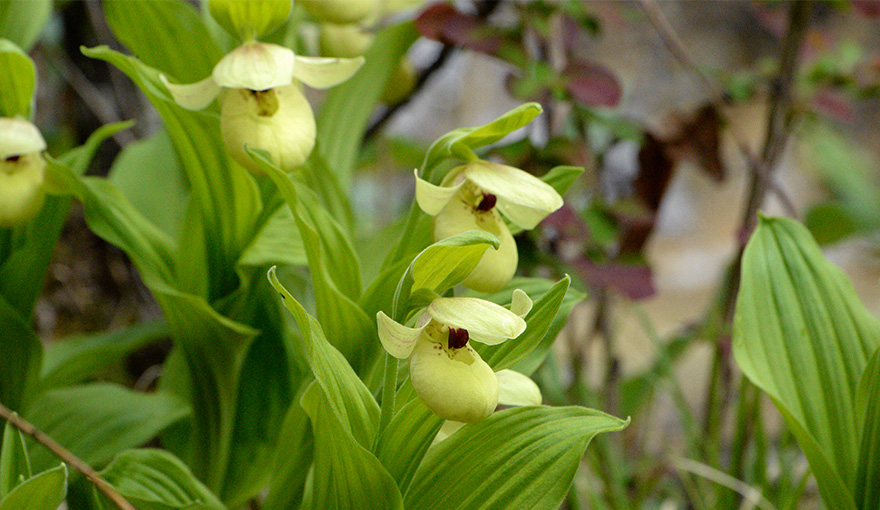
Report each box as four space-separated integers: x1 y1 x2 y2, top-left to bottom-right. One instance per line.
299 0 378 24
209 0 291 40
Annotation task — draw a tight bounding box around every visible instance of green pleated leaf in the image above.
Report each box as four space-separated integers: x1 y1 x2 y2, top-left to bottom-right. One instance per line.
541 166 584 197
411 230 499 295
0 39 35 118
855 346 880 510
103 0 222 83
317 22 419 188
301 383 404 510
262 386 313 510
0 464 66 510
149 284 258 491
733 216 880 510
268 267 380 448
255 149 376 371
421 103 543 177
97 449 224 510
26 384 189 473
40 320 169 390
45 157 177 287
474 276 572 372
0 297 40 412
1 121 129 319
0 417 32 499
374 397 443 493
109 129 188 240
238 203 306 268
0 0 51 51
405 406 628 510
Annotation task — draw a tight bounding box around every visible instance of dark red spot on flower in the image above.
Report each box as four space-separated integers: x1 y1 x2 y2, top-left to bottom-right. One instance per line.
476 193 497 212
447 328 469 350
5 155 21 163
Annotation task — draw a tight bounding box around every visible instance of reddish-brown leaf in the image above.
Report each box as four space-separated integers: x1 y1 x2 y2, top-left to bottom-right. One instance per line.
564 60 621 107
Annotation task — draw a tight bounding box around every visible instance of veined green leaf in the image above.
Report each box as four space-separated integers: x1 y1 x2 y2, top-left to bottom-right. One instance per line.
405 406 627 510
374 397 443 493
0 39 35 118
238 203 306 269
97 449 224 510
262 383 313 510
734 216 880 510
0 417 32 499
0 297 40 412
0 0 50 52
109 129 188 240
301 383 404 510
411 230 499 295
317 22 419 188
149 283 258 492
26 384 189 473
40 320 169 390
474 276 573 373
103 0 221 83
45 158 177 287
0 464 65 510
268 268 380 447
421 103 543 178
255 149 376 372
855 346 880 510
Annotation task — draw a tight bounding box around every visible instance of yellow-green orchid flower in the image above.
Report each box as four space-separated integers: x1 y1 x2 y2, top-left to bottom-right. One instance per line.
160 41 363 174
415 161 564 293
0 118 46 227
377 290 532 423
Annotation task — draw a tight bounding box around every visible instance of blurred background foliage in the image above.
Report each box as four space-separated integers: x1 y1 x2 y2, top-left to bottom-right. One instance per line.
14 0 880 508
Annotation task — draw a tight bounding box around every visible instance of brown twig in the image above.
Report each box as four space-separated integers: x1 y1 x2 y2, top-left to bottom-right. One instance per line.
0 402 137 510
638 0 800 220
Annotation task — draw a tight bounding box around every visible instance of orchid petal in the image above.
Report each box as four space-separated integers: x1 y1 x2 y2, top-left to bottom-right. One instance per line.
415 169 463 216
427 297 525 345
377 311 425 359
0 118 46 158
213 42 296 90
464 161 563 229
410 339 498 422
160 75 221 111
496 369 542 406
292 55 365 89
509 289 533 318
433 197 517 293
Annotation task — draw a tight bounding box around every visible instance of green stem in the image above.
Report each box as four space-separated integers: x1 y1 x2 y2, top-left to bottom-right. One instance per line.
377 353 399 437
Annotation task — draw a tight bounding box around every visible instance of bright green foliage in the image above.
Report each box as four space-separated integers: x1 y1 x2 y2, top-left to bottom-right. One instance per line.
0 464 65 510
0 0 50 52
405 406 628 509
0 418 31 499
734 216 880 510
25 384 189 473
0 40 35 118
96 449 224 510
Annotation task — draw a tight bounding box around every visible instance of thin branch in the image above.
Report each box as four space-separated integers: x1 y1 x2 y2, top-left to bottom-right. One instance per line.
638 0 797 218
672 457 778 510
0 402 137 510
364 44 455 141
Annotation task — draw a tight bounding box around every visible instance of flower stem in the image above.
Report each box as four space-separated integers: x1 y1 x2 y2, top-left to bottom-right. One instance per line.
377 353 399 437
0 401 136 510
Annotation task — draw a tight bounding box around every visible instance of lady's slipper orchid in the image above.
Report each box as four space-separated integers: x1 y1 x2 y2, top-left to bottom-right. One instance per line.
161 41 363 174
0 118 47 227
377 291 532 423
416 161 564 293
